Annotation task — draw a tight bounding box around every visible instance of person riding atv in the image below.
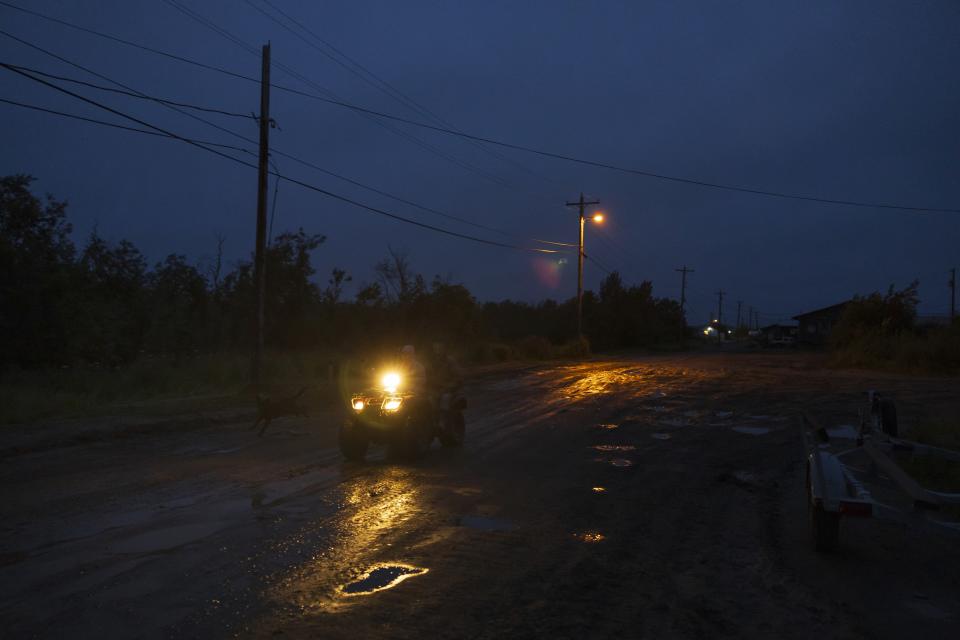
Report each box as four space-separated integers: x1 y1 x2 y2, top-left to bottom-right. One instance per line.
339 344 466 462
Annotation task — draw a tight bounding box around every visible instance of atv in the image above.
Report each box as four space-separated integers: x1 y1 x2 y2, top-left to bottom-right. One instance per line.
339 369 466 462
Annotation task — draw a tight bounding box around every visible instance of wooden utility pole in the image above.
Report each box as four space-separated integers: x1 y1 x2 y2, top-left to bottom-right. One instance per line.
565 192 600 340
715 289 725 345
736 300 743 329
676 265 694 323
251 43 271 387
950 268 956 321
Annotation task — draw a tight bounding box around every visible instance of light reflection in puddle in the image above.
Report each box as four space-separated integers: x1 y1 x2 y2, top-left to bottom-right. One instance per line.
574 532 605 543
340 563 428 596
592 444 636 452
591 487 607 493
609 458 633 467
594 423 620 430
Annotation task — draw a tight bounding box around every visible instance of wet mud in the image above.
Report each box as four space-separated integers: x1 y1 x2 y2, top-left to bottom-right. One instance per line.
2 351 960 638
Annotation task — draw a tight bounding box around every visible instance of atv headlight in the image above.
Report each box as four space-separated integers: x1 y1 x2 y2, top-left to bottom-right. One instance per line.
352 399 365 411
383 397 403 412
382 372 401 394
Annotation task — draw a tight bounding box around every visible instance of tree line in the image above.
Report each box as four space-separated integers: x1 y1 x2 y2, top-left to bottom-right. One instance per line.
1 175 683 371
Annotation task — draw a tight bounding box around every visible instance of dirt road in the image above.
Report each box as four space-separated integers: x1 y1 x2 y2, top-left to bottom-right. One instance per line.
2 352 959 638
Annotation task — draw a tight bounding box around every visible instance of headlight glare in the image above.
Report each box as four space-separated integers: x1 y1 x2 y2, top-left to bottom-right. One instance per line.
383 397 402 412
382 372 401 393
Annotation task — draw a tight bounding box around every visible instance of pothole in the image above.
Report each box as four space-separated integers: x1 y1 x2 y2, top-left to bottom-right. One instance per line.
592 444 636 452
610 458 633 467
340 564 428 596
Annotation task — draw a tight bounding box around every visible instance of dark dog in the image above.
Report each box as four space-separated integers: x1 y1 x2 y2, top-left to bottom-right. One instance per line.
252 387 308 436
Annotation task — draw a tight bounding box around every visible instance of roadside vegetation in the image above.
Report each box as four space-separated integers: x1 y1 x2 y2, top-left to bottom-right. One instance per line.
1 175 682 422
830 281 960 374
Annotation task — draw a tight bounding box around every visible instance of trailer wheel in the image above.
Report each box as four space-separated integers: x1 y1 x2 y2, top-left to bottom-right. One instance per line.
810 500 839 552
879 398 899 437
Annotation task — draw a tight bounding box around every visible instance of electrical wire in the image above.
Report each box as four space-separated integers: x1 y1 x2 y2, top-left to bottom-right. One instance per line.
0 96 255 154
6 0 953 212
160 0 521 192
0 43 573 247
246 0 557 188
585 254 614 276
2 62 253 119
1 63 565 255
0 28 256 162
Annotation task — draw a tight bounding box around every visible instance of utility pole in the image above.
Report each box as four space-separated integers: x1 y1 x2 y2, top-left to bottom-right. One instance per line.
950 268 956 320
715 289 725 345
565 192 599 340
251 43 271 387
674 265 693 335
736 300 743 329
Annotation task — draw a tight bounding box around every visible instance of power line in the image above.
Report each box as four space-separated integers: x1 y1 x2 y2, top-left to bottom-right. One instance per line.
159 0 521 192
2 62 253 119
2 63 564 256
4 0 955 213
0 96 255 154
246 0 556 187
0 40 572 248
586 254 613 276
0 28 257 159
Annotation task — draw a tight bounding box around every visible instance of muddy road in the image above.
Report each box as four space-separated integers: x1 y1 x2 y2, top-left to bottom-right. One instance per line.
2 352 959 638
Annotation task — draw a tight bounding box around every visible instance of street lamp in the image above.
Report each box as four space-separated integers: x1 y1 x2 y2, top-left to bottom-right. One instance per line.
565 193 604 341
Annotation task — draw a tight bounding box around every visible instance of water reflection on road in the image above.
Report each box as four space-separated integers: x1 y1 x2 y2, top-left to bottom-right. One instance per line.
265 466 424 614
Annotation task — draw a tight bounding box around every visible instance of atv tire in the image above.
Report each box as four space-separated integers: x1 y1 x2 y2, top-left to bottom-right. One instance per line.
338 422 369 462
388 417 431 462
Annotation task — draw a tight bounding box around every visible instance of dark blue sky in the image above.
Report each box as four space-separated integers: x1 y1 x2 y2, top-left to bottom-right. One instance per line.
3 0 958 325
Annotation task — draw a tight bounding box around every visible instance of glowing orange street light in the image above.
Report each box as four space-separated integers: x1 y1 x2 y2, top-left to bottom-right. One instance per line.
592 213 604 223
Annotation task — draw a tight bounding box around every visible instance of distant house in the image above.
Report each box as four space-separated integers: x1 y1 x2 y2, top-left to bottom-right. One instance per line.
793 302 850 345
758 323 798 346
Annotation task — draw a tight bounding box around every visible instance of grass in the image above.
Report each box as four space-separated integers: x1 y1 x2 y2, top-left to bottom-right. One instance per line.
831 327 960 375
897 417 960 494
0 339 592 425
0 351 343 424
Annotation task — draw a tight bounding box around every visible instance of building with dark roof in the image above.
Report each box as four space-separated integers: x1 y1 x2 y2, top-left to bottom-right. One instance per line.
793 301 850 346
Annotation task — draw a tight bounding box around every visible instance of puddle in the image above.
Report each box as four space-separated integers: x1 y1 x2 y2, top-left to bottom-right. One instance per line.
592 487 607 493
341 564 428 596
574 532 605 543
592 444 636 452
458 515 516 531
610 458 633 467
731 426 771 436
826 425 859 439
651 433 671 440
714 411 734 420
594 423 620 430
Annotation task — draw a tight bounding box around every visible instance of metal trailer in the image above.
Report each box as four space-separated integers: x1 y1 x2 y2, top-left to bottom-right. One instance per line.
802 391 960 552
